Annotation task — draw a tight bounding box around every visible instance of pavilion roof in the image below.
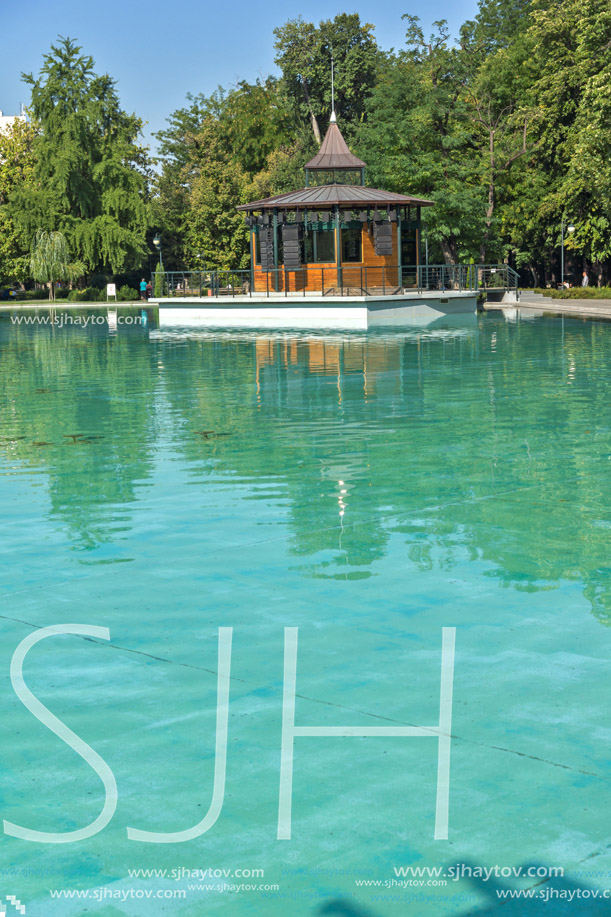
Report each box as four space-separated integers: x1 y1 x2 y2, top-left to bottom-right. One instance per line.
237 183 434 212
304 120 366 170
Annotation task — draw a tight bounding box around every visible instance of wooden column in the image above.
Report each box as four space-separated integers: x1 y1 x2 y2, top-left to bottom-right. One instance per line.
273 208 279 292
249 225 255 292
397 208 403 289
335 205 341 289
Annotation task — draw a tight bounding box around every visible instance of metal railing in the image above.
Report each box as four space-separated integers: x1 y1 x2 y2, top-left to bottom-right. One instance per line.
155 264 518 299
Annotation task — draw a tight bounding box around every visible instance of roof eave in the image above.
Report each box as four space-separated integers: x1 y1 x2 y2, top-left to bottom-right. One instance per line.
304 156 366 170
237 188 435 211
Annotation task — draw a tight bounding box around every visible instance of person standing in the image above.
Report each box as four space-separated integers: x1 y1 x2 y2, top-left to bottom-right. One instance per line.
581 270 589 287
139 278 147 301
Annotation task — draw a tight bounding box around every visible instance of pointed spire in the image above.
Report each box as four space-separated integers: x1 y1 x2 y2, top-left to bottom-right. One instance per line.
304 119 366 170
330 53 336 123
303 54 366 174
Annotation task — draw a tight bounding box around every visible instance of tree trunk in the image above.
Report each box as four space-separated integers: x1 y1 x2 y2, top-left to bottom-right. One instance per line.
529 266 539 288
479 133 495 263
302 79 321 145
310 111 321 146
440 238 458 264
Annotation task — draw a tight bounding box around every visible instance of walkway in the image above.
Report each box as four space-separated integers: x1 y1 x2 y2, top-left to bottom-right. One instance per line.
485 290 611 320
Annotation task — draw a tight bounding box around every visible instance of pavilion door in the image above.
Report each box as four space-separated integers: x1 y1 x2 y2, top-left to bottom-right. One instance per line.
401 230 419 287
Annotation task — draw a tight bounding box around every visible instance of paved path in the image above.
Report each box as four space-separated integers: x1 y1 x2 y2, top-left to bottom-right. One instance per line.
485 293 611 320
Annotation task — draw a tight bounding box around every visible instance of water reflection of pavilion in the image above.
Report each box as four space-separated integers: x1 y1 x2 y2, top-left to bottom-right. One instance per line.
253 328 477 400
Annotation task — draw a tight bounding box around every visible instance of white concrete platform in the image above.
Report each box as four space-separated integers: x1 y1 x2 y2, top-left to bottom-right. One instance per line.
152 291 477 329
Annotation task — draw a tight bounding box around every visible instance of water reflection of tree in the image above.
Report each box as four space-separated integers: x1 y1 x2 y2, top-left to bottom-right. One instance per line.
160 329 476 578
461 318 611 624
0 315 158 553
3 316 611 623
159 322 611 622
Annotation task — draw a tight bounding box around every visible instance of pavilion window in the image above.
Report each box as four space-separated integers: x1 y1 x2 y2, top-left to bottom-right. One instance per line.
341 227 362 263
401 229 418 267
313 229 335 263
304 234 314 264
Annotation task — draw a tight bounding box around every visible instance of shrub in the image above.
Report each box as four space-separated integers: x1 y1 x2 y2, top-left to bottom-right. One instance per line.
117 285 139 302
67 287 105 302
552 287 611 299
89 273 111 290
153 265 166 297
532 286 611 300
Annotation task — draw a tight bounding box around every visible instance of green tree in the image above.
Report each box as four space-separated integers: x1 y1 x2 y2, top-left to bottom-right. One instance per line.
358 19 484 263
462 0 535 55
184 119 250 270
0 118 37 284
153 262 166 298
461 27 542 262
30 230 78 299
13 37 149 280
274 14 379 144
152 91 226 269
527 0 611 284
222 78 293 176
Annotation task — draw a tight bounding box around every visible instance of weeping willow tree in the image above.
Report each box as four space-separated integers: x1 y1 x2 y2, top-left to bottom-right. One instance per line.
30 230 76 300
12 37 149 282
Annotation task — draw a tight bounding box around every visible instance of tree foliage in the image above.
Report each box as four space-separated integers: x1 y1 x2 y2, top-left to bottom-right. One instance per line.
12 37 148 279
30 230 77 299
0 118 37 284
273 14 379 144
2 4 611 287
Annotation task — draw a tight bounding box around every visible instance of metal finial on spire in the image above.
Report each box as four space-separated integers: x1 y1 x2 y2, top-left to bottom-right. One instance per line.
330 52 336 123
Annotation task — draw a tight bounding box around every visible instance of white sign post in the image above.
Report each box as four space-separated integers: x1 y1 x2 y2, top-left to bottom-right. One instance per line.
106 283 117 302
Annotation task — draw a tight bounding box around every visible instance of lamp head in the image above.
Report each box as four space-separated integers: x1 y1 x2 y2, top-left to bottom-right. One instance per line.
153 234 162 250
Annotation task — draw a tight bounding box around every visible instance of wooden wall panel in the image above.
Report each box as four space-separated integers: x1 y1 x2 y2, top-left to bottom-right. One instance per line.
250 223 402 292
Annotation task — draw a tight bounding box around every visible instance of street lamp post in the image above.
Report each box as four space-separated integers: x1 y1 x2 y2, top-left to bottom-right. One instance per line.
153 233 163 268
560 219 575 288
152 233 163 268
152 234 164 296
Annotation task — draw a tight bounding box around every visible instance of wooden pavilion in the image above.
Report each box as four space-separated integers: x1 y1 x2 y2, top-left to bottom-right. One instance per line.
237 113 434 294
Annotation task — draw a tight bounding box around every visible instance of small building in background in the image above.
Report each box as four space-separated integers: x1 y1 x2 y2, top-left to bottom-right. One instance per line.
238 112 433 294
0 107 27 134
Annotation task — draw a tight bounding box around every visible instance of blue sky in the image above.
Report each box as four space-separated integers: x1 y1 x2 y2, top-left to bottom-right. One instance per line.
1 0 479 152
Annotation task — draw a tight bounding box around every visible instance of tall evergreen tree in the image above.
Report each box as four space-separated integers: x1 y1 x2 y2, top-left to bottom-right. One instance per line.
12 37 149 279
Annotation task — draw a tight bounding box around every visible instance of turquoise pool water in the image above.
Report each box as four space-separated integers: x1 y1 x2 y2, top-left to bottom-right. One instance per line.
0 308 610 916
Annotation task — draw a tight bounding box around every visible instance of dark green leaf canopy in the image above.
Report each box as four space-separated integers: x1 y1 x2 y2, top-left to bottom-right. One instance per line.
13 36 148 277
